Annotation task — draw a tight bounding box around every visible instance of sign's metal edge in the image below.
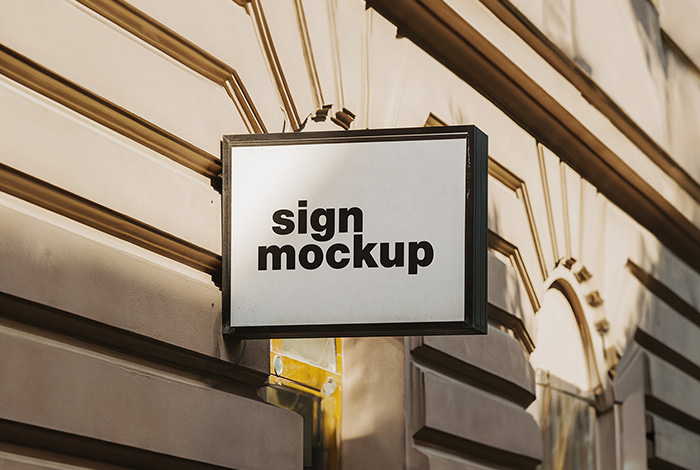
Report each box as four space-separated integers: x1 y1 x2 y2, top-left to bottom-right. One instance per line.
221 125 488 337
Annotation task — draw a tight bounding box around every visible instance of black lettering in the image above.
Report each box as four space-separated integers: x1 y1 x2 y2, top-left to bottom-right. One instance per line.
353 234 378 268
310 208 335 242
339 207 363 233
263 204 436 275
326 243 350 269
380 242 404 268
298 200 308 234
258 245 295 270
408 241 434 274
299 244 323 270
272 209 294 235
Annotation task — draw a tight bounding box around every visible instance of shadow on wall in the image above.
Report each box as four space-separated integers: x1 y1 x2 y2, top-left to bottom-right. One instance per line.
339 336 406 470
615 223 700 468
622 235 700 376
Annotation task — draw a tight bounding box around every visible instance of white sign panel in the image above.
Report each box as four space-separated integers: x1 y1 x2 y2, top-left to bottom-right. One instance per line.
222 126 487 337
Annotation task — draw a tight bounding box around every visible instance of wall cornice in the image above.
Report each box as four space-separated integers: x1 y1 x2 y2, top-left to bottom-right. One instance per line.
366 0 700 274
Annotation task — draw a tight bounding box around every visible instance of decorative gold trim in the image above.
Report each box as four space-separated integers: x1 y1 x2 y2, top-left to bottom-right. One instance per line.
293 0 325 110
327 0 345 107
574 265 593 282
247 0 301 130
488 157 548 280
488 230 541 312
361 8 373 128
585 291 604 308
424 112 448 127
560 161 572 260
269 350 341 392
75 0 266 134
0 162 221 275
224 77 267 134
487 157 520 192
578 175 586 262
548 277 604 397
536 144 560 264
270 338 342 470
0 45 221 179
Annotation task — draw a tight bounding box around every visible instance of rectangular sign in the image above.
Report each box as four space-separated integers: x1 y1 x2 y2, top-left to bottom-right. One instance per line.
222 126 487 337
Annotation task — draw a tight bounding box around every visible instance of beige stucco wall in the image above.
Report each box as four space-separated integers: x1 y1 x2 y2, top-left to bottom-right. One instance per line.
1 0 699 469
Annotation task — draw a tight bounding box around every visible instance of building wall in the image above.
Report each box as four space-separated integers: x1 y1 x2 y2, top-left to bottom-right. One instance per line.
0 0 303 468
1 0 699 469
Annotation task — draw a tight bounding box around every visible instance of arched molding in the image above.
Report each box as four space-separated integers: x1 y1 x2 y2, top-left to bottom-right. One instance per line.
543 267 607 398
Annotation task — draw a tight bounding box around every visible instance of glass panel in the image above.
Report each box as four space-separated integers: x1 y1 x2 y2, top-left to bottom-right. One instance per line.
268 338 342 470
280 338 337 372
262 384 323 470
537 376 597 470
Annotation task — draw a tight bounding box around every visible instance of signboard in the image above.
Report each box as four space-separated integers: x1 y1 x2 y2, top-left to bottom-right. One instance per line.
222 126 487 337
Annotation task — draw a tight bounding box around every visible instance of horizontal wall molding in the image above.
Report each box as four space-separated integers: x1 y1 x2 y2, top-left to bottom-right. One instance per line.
479 0 700 206
646 385 700 437
74 0 266 134
0 292 268 391
0 418 232 470
627 259 700 328
413 428 541 470
367 0 700 275
411 332 536 407
0 319 302 469
488 303 535 354
634 330 700 384
0 162 221 276
647 413 700 470
0 44 221 179
412 368 542 469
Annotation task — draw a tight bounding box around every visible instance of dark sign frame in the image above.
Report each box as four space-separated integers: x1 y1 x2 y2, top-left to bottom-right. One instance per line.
222 125 487 338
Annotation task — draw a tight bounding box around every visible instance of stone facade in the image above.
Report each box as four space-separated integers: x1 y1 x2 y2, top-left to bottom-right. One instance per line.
1 1 698 469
